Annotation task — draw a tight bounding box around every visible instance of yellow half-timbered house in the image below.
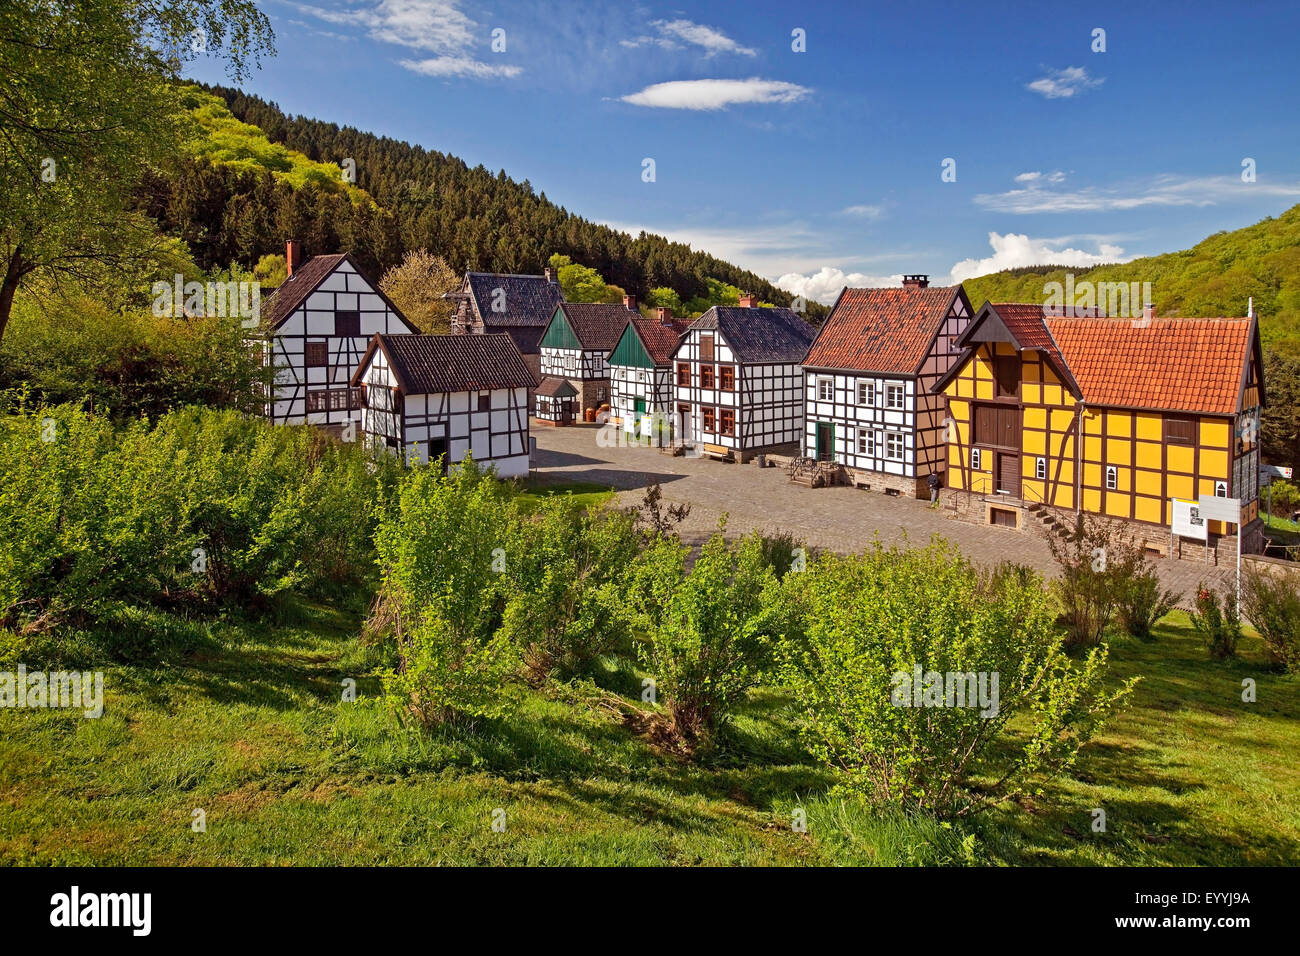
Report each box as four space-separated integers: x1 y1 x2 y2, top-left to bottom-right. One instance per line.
934 302 1266 553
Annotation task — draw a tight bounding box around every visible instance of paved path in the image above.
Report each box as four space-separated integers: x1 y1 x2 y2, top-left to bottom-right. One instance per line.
530 423 1233 606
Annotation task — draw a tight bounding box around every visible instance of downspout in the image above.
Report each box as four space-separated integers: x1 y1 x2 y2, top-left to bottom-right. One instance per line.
1075 400 1084 515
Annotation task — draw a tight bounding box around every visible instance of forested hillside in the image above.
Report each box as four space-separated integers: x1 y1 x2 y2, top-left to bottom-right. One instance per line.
142 85 806 313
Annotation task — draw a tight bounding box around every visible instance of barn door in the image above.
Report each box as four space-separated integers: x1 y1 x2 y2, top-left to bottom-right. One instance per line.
996 453 1020 497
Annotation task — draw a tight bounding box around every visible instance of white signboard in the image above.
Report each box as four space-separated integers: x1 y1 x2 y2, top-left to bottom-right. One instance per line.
1262 464 1294 481
1172 498 1207 540
1197 495 1242 524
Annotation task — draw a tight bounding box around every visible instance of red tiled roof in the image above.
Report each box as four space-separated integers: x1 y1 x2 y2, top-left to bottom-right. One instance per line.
1045 314 1253 416
804 286 958 374
629 315 690 365
985 303 1073 390
557 303 638 350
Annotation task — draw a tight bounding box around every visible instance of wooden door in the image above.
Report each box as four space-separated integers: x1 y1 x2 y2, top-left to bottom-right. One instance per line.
815 422 834 461
997 453 1020 497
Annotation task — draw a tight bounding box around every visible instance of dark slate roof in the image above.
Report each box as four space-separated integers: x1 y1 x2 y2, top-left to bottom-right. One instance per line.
536 376 578 398
500 325 545 356
262 253 348 330
804 286 959 374
629 315 691 365
688 306 816 363
353 333 536 394
557 303 639 351
466 272 564 328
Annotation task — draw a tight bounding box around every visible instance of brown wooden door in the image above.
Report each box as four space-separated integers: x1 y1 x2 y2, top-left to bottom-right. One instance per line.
997 453 1020 496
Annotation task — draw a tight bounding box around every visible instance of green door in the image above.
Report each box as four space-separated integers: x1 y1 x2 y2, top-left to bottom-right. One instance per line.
634 397 647 415
815 422 834 461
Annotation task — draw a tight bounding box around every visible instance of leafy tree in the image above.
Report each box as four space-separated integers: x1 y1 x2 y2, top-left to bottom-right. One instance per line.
379 248 459 333
254 253 287 289
1044 512 1131 647
0 0 275 344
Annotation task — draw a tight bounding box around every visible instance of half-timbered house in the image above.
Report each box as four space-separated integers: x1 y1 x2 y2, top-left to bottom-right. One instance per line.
445 269 564 385
934 301 1267 554
351 333 536 478
802 276 973 496
260 241 418 432
671 294 816 461
608 307 691 436
536 299 637 418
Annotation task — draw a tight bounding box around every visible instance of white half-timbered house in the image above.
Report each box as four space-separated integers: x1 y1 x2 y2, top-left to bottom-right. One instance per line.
351 333 536 478
608 307 690 437
261 241 418 432
671 295 816 462
801 276 973 496
536 299 637 417
445 269 564 386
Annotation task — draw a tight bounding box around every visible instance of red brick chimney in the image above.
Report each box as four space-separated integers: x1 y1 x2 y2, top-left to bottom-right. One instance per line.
623 294 637 310
738 292 758 307
656 306 673 325
902 274 929 289
286 239 303 277
544 266 555 284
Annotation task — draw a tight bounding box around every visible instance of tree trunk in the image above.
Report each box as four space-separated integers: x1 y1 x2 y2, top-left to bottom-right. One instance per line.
0 246 25 346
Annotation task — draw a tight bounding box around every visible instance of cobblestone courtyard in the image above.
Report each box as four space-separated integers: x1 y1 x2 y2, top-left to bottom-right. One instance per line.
530 422 1233 606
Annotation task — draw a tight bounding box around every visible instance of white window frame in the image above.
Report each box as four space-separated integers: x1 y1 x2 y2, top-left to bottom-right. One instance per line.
885 431 905 461
971 448 982 470
856 427 876 456
1105 466 1118 490
1215 480 1228 497
857 381 875 406
817 376 834 402
1036 457 1046 480
885 382 906 410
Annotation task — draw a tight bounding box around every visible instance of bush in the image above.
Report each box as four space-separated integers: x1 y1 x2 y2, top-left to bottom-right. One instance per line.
1045 512 1145 647
1115 558 1180 641
778 541 1132 818
498 498 640 683
1242 568 1300 672
1190 584 1242 660
624 527 783 748
370 459 518 727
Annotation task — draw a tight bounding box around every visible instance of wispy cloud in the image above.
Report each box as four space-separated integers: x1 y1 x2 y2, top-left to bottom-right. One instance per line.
290 0 519 80
1015 170 1066 184
1026 66 1103 99
948 232 1129 283
620 77 811 110
976 173 1300 214
840 203 885 219
620 19 757 56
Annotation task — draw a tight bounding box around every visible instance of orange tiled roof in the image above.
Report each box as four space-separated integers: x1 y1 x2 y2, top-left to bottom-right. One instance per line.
804 286 958 374
1045 314 1253 416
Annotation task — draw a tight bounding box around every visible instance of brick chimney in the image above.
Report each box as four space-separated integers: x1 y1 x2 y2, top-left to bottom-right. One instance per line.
738 292 758 308
544 266 556 284
623 294 637 310
286 239 303 277
902 274 929 289
656 306 673 325
1143 302 1155 323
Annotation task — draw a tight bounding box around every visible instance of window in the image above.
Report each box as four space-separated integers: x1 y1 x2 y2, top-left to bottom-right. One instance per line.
818 377 834 401
306 389 327 413
327 389 350 412
885 432 905 460
856 428 877 456
305 341 328 367
597 386 607 401
886 383 905 409
1164 416 1195 445
335 311 360 337
701 365 715 389
1035 457 1046 480
702 406 716 432
857 381 875 406
1105 466 1118 490
971 449 982 470
994 355 1019 398
351 386 367 409
1215 480 1228 497
719 366 735 391
676 363 691 386
477 392 490 412
699 333 715 362
720 409 735 436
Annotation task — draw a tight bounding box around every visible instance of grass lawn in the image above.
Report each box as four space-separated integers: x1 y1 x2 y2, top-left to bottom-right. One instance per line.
512 477 617 513
1 606 1296 866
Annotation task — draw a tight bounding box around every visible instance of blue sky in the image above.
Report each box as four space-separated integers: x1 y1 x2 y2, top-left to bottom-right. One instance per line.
188 0 1300 302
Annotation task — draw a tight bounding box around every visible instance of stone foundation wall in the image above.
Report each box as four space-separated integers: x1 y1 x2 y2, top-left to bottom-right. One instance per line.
844 467 928 499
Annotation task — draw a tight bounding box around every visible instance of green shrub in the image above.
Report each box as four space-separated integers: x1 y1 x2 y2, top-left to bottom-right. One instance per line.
1190 584 1242 660
371 459 518 727
498 498 640 683
1116 567 1180 641
778 541 1132 818
624 527 783 748
1242 568 1300 672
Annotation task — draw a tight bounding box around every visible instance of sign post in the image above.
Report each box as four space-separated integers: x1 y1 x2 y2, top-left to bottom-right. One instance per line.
1198 496 1244 614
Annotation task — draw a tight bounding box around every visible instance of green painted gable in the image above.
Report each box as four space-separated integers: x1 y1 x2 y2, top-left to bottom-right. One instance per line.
540 307 581 350
609 322 653 369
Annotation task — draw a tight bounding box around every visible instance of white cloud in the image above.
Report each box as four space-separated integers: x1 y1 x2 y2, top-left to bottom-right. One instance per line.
840 204 885 219
775 268 902 305
1026 66 1103 99
291 0 517 79
976 173 1300 214
620 77 811 110
620 18 757 56
1015 170 1066 184
948 233 1129 283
